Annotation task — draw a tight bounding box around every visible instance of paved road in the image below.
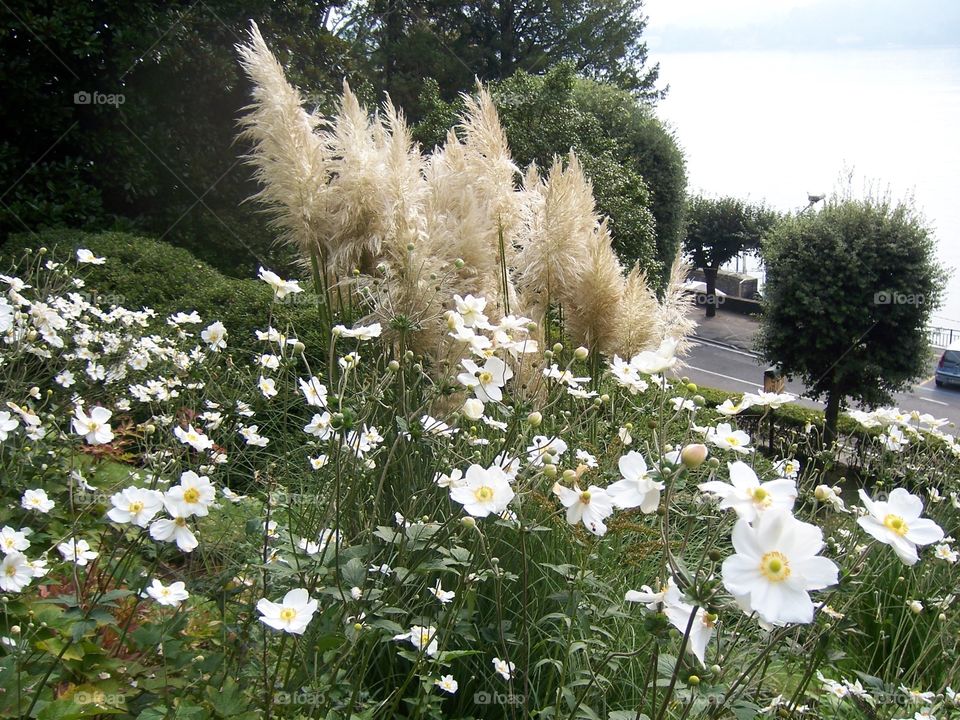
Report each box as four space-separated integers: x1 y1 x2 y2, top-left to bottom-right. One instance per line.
679 337 960 428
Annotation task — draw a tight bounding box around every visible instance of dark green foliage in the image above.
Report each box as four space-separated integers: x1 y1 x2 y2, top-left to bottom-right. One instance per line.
757 194 947 438
0 1 365 277
682 195 778 316
356 0 664 117
2 229 325 360
414 64 686 283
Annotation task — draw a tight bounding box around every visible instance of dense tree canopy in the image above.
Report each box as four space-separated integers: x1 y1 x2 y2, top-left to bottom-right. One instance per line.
351 0 664 116
683 195 778 316
415 63 685 284
0 0 365 275
757 193 946 439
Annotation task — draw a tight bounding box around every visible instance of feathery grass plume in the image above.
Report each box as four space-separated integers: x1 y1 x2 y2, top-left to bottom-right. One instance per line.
611 264 661 358
423 130 503 304
323 82 390 275
236 21 332 260
514 152 595 320
566 219 625 354
655 254 697 354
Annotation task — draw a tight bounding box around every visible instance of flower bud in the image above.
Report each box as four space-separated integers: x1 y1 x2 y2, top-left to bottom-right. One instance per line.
710 664 721 676
681 443 709 468
686 383 698 392
707 457 720 469
562 469 576 481
574 346 589 360
388 360 400 372
462 398 484 421
708 549 723 562
454 258 465 269
600 394 610 403
814 485 831 501
354 623 364 631
543 464 557 478
526 411 543 427
552 343 563 354
687 675 700 686
692 394 705 407
461 517 477 529
292 341 306 353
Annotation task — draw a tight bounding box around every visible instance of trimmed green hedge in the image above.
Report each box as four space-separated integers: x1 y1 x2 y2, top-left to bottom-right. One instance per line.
1 229 324 360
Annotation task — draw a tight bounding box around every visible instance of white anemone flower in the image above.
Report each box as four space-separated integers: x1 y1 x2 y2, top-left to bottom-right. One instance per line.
698 461 796 522
0 553 33 592
145 578 190 607
606 451 663 513
393 625 439 656
526 435 568 466
163 471 216 518
257 267 303 299
453 294 489 328
625 577 714 665
705 422 753 454
57 538 99 566
457 356 513 402
257 588 318 635
299 376 328 407
335 323 382 340
492 657 515 680
174 424 214 452
0 526 30 555
449 464 514 517
201 321 227 351
428 580 455 604
108 487 164 527
857 488 944 565
630 337 679 375
722 510 839 626
21 489 54 513
72 405 114 445
0 411 19 442
434 674 459 694
552 483 614 536
76 248 106 265
149 512 199 553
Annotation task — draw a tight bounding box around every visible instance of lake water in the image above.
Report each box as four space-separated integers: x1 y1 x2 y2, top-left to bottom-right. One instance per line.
653 46 960 329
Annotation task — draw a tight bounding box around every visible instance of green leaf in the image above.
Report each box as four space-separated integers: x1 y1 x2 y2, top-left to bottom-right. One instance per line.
206 677 246 717
341 557 367 586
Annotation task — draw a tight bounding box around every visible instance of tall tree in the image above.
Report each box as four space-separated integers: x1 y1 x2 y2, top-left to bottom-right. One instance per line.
682 196 777 317
354 0 664 116
0 1 363 275
757 192 945 441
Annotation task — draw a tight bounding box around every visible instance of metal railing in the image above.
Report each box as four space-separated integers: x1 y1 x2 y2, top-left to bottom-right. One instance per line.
928 325 960 349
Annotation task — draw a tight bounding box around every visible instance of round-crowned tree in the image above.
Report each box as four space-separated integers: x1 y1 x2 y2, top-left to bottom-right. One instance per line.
757 192 947 441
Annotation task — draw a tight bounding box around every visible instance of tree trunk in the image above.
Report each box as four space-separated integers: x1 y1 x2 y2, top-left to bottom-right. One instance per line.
498 0 516 78
704 266 719 318
824 386 842 446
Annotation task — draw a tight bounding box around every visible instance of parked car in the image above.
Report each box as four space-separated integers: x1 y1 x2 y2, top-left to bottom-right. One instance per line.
935 341 960 387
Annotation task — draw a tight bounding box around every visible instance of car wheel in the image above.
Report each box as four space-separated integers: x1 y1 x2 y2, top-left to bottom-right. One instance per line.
935 379 944 388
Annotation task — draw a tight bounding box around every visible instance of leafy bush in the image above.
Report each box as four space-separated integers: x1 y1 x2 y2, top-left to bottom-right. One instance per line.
1 229 324 360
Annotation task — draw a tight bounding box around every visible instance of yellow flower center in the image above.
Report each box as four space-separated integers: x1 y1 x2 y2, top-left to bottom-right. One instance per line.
759 551 791 582
883 514 908 536
183 488 200 504
750 487 771 506
474 485 495 503
579 491 592 504
479 371 493 385
5 565 15 577
419 631 432 645
128 501 144 513
175 517 187 527
279 607 297 622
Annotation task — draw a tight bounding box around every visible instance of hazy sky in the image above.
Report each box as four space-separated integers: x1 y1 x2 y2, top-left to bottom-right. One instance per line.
643 0 960 52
